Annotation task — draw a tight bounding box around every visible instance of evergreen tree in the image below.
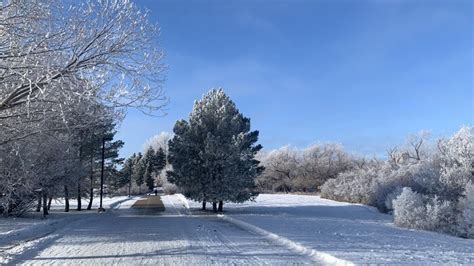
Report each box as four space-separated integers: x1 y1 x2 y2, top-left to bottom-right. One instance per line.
168 88 263 212
133 152 146 192
120 155 135 196
143 147 166 190
153 148 167 171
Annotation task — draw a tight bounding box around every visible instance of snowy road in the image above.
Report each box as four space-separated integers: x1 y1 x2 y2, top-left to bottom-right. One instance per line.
10 195 311 265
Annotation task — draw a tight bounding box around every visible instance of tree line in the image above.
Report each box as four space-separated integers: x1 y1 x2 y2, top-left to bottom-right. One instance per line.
119 147 166 195
0 0 166 216
319 128 473 238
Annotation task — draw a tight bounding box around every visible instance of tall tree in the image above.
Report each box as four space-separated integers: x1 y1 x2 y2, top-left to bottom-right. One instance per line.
0 0 165 215
133 153 146 193
168 89 263 212
142 147 166 190
120 156 136 197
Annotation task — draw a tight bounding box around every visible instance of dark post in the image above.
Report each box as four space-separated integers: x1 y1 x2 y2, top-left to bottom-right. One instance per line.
99 138 106 212
99 136 112 212
128 166 132 197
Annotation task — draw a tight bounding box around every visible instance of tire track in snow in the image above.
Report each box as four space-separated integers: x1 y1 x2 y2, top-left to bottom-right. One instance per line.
173 195 353 266
218 214 353 266
165 195 268 265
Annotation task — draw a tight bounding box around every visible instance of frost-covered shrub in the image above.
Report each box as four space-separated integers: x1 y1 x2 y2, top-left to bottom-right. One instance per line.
383 186 403 212
424 196 456 232
375 161 440 212
457 182 474 237
321 166 380 206
393 187 456 233
321 162 423 212
157 166 179 195
163 183 178 195
257 144 353 193
437 126 474 200
393 188 427 229
323 126 473 238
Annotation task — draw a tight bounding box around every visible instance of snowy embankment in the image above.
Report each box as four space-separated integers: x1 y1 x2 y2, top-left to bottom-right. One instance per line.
183 193 474 264
0 196 140 263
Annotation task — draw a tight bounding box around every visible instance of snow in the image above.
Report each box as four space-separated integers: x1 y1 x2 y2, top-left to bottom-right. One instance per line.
0 196 141 264
186 193 474 264
2 193 473 265
217 214 352 265
48 195 139 210
2 195 311 265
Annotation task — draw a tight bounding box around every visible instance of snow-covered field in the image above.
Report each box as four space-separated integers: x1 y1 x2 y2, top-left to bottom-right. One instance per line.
188 194 474 264
1 193 473 265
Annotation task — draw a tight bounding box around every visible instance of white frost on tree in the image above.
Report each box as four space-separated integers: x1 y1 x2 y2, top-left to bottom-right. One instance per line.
167 89 263 212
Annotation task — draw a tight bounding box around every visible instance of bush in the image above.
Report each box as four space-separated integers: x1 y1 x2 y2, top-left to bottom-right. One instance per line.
163 183 178 195
458 182 474 238
393 187 457 233
321 167 380 206
383 186 403 212
393 187 427 229
424 196 456 233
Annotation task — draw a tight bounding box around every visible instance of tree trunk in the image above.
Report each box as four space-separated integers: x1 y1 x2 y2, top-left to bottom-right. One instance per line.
42 193 48 217
36 195 42 212
212 202 217 213
218 201 223 212
7 201 13 214
202 200 206 210
64 185 69 212
87 153 94 210
87 186 93 210
47 196 52 210
77 182 82 211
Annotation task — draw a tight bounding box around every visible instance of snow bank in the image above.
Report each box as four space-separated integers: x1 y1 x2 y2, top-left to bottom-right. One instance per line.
49 196 139 210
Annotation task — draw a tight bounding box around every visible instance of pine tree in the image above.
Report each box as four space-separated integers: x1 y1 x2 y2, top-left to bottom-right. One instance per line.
142 147 166 191
120 156 135 196
168 88 263 212
153 148 167 172
133 152 146 192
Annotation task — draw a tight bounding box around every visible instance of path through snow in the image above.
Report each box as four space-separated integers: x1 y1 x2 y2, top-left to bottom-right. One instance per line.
9 195 311 265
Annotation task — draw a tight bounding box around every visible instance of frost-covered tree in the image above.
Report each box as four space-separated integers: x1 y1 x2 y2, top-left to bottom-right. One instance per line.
0 0 164 215
257 143 353 193
0 0 166 118
321 126 474 238
437 126 474 200
459 182 474 237
168 89 263 212
142 147 166 190
257 146 299 193
143 132 173 157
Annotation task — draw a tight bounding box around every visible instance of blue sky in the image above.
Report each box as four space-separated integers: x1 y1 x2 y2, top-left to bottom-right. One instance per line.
116 0 473 158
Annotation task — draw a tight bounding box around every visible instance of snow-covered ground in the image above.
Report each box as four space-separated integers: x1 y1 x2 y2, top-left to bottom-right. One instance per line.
2 195 311 265
187 194 474 264
0 196 141 264
2 193 473 265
